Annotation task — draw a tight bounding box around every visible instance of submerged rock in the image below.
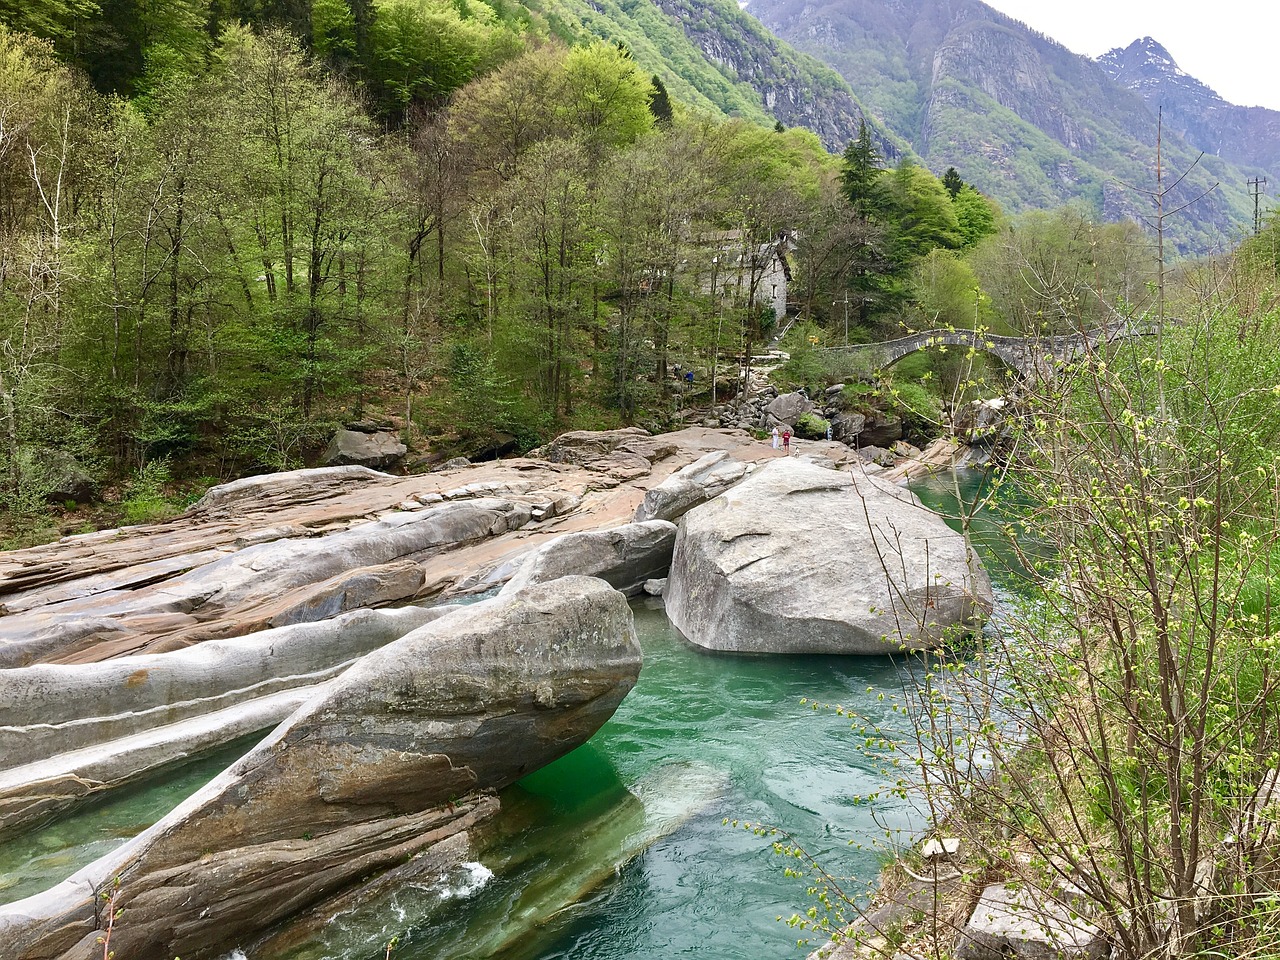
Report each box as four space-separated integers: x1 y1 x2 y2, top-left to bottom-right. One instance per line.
665 458 992 654
0 576 641 960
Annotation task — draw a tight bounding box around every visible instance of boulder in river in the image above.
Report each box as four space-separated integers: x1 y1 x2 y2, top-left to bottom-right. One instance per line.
0 575 641 960
665 458 992 654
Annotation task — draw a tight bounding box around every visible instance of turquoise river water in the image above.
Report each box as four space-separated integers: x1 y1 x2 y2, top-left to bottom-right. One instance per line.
0 469 1015 960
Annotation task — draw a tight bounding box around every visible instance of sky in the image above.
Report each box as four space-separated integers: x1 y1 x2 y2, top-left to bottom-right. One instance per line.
983 0 1279 110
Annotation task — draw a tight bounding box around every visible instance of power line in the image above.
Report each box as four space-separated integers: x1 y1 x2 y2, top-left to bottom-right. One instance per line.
1248 176 1268 235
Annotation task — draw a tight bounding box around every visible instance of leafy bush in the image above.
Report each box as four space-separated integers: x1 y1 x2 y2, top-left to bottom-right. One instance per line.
794 411 830 439
121 458 179 525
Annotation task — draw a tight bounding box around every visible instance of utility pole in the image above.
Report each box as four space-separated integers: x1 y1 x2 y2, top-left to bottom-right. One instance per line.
1248 176 1268 235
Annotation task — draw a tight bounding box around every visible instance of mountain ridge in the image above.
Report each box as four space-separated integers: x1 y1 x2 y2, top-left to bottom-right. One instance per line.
742 0 1271 251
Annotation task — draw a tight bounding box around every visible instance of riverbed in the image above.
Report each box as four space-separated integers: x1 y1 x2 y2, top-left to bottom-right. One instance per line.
0 469 1007 960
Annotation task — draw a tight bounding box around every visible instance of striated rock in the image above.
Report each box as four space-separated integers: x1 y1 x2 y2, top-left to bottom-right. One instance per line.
643 578 667 596
956 883 1109 960
633 450 751 523
0 576 641 960
665 458 991 654
0 498 532 665
501 521 677 597
0 605 449 838
322 428 407 470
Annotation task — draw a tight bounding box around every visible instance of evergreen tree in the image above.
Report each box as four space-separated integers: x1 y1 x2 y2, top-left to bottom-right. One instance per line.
840 120 884 218
942 165 964 198
647 74 673 128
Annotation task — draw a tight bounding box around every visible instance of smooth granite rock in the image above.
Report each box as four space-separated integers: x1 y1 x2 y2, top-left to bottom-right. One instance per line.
0 576 641 960
633 451 751 524
0 605 450 837
665 458 992 654
500 520 677 597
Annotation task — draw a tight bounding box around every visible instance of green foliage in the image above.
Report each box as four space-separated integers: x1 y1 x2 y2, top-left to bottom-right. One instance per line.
952 185 999 247
839 120 884 217
793 411 828 439
369 0 518 114
120 457 177 525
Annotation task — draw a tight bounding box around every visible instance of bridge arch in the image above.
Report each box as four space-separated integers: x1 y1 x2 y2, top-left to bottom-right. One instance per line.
819 321 1147 380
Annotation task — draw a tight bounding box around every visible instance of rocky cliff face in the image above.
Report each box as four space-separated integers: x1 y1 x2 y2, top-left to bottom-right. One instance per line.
744 0 1267 251
650 0 867 150
1098 37 1280 179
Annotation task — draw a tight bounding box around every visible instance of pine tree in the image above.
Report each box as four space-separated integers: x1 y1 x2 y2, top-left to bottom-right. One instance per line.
840 120 884 218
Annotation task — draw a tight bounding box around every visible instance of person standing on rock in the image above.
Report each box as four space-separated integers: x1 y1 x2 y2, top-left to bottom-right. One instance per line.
772 426 780 450
782 428 791 454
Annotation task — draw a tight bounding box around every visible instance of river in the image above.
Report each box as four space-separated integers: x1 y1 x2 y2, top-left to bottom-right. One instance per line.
0 469 1010 960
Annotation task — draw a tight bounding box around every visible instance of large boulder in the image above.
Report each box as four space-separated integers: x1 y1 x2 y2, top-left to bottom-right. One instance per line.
956 883 1109 960
26 448 98 505
0 576 641 960
501 520 677 597
665 458 992 654
322 428 407 470
857 412 904 447
830 411 867 443
529 428 650 466
633 450 750 523
765 391 813 424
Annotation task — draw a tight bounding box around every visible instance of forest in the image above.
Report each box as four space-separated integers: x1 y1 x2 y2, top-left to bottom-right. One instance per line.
0 0 1218 547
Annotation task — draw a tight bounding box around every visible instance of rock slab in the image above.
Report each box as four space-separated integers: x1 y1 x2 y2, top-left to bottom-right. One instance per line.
0 576 641 960
665 458 992 654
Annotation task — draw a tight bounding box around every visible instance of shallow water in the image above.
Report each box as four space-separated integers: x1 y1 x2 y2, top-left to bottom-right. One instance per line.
0 468 1011 960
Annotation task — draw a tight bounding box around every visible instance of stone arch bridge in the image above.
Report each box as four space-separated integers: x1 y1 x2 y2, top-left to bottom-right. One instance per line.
819 320 1150 379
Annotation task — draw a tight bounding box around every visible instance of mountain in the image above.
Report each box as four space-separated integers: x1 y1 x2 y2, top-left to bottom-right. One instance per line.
1097 37 1280 181
741 0 1268 252
530 0 872 149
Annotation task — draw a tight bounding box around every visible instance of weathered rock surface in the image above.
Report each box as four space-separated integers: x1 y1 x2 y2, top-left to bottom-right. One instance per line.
501 520 677 598
321 428 407 469
0 576 641 960
665 458 992 654
0 497 531 665
956 882 1109 960
0 605 447 838
633 450 751 523
530 427 651 466
766 391 814 424
857 411 904 447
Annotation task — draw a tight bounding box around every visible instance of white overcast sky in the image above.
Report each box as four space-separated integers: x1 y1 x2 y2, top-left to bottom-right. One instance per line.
983 0 1279 110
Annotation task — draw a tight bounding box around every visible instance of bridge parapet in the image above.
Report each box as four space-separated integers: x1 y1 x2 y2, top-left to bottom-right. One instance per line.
819 320 1148 379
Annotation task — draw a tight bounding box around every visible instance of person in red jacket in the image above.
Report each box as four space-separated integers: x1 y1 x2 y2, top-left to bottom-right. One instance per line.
781 428 791 453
